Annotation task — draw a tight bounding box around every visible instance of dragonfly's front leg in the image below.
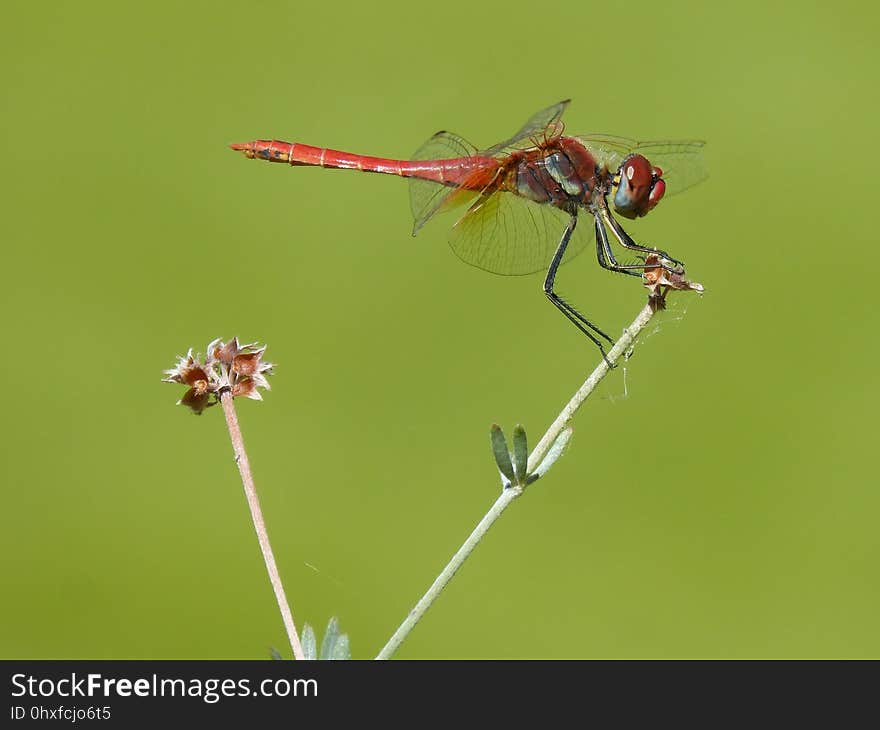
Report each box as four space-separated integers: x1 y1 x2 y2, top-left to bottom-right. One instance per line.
543 213 614 363
593 214 649 277
601 207 685 274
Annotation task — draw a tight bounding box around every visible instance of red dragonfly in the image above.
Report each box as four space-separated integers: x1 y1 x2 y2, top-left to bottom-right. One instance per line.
231 100 707 358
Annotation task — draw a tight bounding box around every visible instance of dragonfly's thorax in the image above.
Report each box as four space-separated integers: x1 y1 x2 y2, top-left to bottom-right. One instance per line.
502 137 606 211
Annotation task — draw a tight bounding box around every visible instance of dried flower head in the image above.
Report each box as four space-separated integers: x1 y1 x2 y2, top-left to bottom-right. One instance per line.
163 338 274 414
643 254 704 310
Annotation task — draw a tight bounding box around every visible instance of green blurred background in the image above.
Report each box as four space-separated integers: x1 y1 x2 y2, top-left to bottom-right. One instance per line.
2 0 877 659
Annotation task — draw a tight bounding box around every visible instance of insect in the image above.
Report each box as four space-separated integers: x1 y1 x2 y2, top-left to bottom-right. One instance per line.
231 100 707 358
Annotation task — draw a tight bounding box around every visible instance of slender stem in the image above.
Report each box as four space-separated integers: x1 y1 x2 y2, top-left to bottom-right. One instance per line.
527 301 656 472
220 390 305 661
375 301 658 660
376 486 521 660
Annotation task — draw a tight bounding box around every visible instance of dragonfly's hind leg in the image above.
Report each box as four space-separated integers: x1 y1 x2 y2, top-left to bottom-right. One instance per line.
543 214 615 364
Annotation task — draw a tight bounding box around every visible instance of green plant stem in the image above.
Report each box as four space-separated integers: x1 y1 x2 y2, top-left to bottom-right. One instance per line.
376 486 521 660
526 301 655 472
220 390 305 661
375 301 657 660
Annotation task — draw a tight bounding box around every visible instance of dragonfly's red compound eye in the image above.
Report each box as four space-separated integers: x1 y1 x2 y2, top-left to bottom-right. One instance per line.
647 174 666 210
613 154 663 219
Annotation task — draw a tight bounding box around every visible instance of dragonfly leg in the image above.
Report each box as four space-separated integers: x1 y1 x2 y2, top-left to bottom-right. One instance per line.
601 208 685 274
594 215 644 278
544 214 614 363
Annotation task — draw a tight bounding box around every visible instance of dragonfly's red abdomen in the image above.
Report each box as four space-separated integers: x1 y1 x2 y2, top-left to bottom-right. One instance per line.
230 139 496 188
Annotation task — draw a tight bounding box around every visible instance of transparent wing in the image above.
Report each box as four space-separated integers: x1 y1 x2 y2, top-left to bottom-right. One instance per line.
409 130 478 233
409 102 572 235
449 191 587 276
482 100 570 156
578 134 708 196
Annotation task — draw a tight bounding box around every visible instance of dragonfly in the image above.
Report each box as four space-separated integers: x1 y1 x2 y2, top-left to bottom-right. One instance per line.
230 100 707 359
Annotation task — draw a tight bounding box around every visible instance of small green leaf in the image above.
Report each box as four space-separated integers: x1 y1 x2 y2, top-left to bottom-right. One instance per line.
269 647 284 660
490 424 515 483
301 623 317 660
528 427 574 483
328 633 350 660
512 425 528 483
319 617 351 660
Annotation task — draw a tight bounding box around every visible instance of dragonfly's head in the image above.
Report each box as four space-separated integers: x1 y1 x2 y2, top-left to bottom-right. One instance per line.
612 154 666 219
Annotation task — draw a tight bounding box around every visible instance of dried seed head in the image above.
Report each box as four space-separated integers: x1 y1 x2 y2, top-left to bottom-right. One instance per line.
643 254 704 310
163 338 274 414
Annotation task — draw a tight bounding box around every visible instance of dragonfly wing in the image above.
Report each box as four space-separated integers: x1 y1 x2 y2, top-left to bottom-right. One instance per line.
481 100 571 156
578 134 708 197
410 103 572 235
409 131 479 234
449 191 587 276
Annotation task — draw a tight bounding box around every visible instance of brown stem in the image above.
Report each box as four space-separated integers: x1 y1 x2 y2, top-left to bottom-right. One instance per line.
219 389 305 660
